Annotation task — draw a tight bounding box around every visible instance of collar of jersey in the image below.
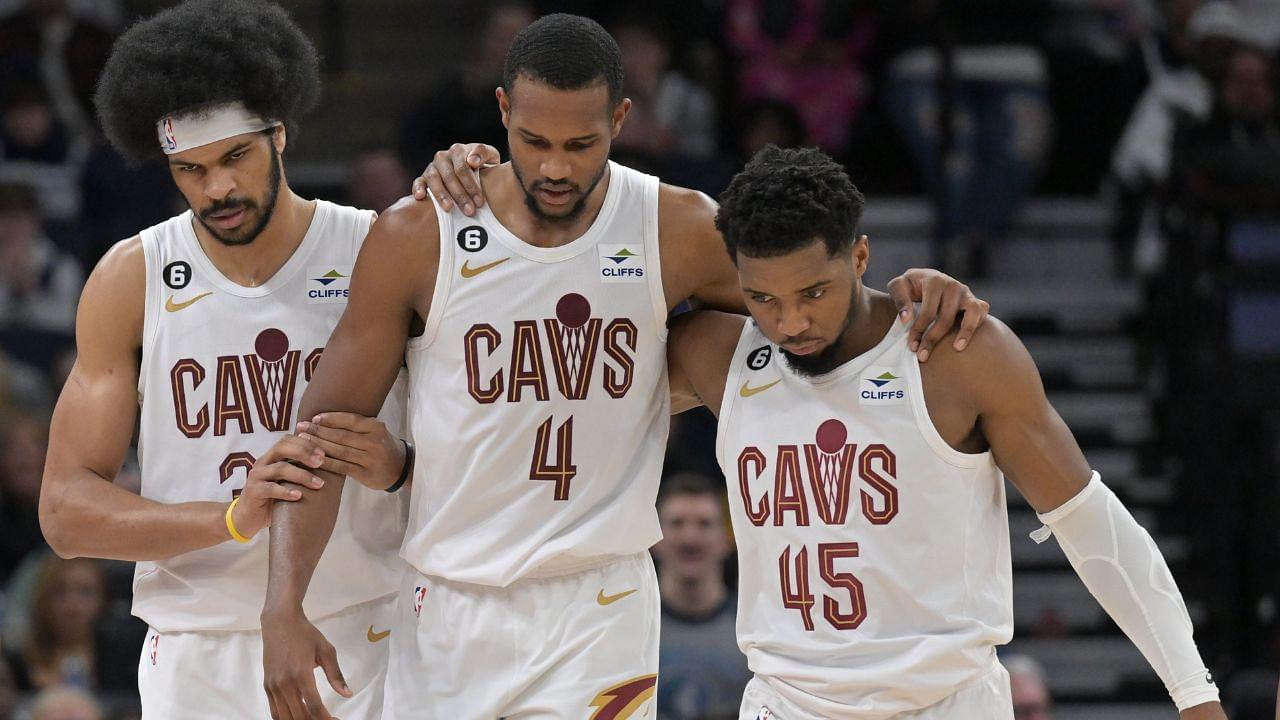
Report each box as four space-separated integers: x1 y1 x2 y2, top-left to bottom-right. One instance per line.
782 318 911 388
178 200 329 298
473 162 623 264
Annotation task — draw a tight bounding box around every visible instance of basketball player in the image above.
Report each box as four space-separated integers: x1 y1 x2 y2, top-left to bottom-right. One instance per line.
261 14 988 720
38 2 408 717
664 145 1226 720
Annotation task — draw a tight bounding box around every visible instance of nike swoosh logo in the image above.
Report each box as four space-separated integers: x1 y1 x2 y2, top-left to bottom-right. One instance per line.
740 379 781 398
460 257 510 278
597 588 638 606
164 292 213 312
367 625 391 643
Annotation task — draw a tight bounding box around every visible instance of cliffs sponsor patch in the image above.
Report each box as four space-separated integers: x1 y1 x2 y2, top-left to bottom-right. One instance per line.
598 244 645 284
307 266 351 304
860 367 906 405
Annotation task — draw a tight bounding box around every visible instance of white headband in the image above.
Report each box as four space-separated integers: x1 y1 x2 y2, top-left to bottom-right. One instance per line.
157 101 281 155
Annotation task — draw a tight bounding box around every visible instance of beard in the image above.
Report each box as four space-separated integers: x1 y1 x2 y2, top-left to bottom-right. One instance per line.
512 157 608 224
779 285 859 377
193 142 283 247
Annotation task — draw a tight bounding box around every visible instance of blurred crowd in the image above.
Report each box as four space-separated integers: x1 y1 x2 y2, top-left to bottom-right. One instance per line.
0 0 1279 717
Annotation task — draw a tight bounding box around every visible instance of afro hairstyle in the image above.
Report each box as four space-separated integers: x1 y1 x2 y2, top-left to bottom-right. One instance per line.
715 145 865 263
94 0 320 163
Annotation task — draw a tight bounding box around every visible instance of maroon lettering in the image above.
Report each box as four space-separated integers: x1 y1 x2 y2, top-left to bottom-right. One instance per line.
464 324 503 403
170 359 209 439
214 356 254 436
508 320 550 403
602 319 637 399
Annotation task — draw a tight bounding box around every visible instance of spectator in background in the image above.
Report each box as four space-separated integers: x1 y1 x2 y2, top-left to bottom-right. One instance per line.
1004 654 1053 720
0 79 86 223
0 183 82 340
346 147 411 214
882 0 1053 275
611 18 717 168
1109 0 1260 274
0 0 115 145
0 411 48 583
399 1 534 172
723 0 877 159
10 557 137 695
28 686 101 720
1043 0 1153 191
1169 45 1280 214
652 473 748 720
0 657 16 720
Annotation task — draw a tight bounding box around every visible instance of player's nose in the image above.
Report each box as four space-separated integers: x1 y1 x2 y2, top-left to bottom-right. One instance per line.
777 305 810 337
203 166 236 201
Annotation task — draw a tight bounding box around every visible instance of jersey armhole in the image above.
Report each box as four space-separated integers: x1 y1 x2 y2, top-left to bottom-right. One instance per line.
903 355 994 469
406 197 454 352
714 322 758 468
641 173 668 342
137 231 161 398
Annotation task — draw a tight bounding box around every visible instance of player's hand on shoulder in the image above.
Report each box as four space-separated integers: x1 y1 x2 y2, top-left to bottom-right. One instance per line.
233 436 328 540
886 266 990 362
1178 701 1227 720
262 610 350 720
298 412 408 492
412 142 501 215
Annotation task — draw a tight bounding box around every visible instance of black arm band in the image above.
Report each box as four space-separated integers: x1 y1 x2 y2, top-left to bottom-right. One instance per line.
385 439 414 493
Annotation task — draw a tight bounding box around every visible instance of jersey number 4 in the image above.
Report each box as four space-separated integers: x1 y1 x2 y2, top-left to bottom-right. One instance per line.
530 415 576 500
780 542 867 631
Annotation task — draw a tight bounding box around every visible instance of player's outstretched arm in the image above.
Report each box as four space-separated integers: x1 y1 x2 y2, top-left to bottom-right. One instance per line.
947 320 1224 719
667 310 746 416
262 198 439 720
40 240 319 561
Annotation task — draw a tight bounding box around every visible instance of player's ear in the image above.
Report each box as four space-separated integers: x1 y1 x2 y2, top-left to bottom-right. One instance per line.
852 234 870 279
271 124 287 154
610 98 632 138
497 87 512 129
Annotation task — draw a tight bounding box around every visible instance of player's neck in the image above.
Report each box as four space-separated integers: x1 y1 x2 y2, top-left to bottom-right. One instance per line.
485 163 611 249
192 189 316 288
828 289 898 368
659 568 727 618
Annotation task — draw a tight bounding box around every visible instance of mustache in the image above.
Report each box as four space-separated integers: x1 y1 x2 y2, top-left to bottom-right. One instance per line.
200 197 256 219
531 179 579 193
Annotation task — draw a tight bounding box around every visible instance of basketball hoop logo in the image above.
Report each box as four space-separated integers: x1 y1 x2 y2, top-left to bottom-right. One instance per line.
546 293 602 400
805 419 856 525
246 328 301 431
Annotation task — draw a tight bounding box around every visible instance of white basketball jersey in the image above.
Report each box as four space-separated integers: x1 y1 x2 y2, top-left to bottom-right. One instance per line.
403 162 668 586
716 319 1013 717
135 200 409 632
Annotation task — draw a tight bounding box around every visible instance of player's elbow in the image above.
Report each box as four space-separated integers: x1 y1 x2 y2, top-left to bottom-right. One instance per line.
38 482 82 559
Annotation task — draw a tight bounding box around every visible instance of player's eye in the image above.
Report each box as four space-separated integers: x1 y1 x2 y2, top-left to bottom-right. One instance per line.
805 289 827 300
178 165 199 173
566 142 592 151
228 151 247 161
750 294 774 304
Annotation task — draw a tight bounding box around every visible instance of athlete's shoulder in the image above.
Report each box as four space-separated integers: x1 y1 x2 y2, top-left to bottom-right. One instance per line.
79 235 146 348
920 315 1036 399
365 195 442 260
91 234 146 289
669 310 748 415
658 183 717 227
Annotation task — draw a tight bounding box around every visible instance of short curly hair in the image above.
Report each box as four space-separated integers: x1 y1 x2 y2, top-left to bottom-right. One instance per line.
503 14 624 107
715 145 866 263
94 0 320 163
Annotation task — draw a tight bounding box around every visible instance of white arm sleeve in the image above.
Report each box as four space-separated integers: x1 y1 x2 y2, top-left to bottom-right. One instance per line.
1031 472 1219 711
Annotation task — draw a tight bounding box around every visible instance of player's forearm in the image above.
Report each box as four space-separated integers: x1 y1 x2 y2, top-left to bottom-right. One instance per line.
263 467 345 616
1035 474 1219 710
40 469 230 560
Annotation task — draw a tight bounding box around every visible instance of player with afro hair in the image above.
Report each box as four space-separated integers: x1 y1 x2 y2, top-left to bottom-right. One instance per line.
43 2 413 719
94 0 319 164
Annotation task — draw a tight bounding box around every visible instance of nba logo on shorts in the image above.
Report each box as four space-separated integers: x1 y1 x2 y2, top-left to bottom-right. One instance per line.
413 585 427 617
756 708 773 720
163 118 177 151
149 633 160 666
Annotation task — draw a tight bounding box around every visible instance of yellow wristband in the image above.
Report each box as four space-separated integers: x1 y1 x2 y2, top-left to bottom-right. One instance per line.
225 496 251 544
